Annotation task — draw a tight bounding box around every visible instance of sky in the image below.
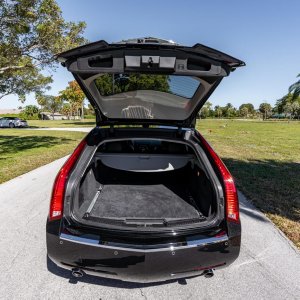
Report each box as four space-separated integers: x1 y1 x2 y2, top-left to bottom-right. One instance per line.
1 0 300 109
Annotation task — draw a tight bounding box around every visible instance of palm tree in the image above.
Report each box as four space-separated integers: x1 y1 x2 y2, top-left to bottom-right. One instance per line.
289 74 300 100
259 103 272 120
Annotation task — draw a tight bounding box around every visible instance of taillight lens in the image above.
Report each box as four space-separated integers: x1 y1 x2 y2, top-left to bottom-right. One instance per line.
49 139 87 221
196 132 240 223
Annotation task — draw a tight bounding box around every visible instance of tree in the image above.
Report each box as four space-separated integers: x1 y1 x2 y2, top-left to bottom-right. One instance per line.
274 93 300 119
0 0 87 101
224 103 237 118
22 104 39 116
289 74 300 100
36 92 47 110
291 101 300 119
284 101 300 119
36 94 62 119
239 106 248 118
198 101 213 119
60 103 71 119
204 101 213 110
214 105 222 118
205 101 214 117
20 104 39 119
86 103 95 115
0 64 53 102
94 73 170 96
225 103 233 109
275 93 293 114
259 103 272 120
199 106 210 119
59 81 85 119
239 103 255 116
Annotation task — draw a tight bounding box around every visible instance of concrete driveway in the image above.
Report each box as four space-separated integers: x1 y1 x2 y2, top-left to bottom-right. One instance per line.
0 156 299 299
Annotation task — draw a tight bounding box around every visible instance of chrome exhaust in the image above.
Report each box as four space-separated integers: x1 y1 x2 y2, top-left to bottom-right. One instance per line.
204 269 214 278
71 268 84 278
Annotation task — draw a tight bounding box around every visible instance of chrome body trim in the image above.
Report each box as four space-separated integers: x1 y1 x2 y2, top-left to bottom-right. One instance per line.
60 233 228 253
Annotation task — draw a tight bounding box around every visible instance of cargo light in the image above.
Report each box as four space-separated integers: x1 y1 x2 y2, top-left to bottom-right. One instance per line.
49 139 87 221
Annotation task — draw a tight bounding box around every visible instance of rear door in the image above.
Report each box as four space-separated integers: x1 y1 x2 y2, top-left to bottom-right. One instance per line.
57 38 244 127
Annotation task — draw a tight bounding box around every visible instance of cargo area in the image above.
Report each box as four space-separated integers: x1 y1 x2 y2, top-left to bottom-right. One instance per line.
72 139 217 228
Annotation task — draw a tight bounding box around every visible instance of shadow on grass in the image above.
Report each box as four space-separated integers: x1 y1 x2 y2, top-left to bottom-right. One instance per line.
223 158 300 223
61 121 95 126
0 135 72 154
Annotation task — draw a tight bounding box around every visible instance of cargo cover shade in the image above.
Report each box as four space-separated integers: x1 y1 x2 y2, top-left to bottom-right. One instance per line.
57 38 245 127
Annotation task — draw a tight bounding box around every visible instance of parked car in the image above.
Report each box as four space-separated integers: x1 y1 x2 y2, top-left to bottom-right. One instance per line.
0 117 28 128
47 37 245 282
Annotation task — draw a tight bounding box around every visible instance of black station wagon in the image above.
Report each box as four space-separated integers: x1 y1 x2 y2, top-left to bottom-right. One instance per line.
46 37 244 282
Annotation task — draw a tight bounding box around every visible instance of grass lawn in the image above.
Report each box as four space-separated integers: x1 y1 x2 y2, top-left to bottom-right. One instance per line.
28 118 96 128
0 129 86 183
197 119 300 248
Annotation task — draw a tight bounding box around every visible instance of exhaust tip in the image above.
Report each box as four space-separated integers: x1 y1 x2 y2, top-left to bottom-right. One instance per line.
71 268 84 278
204 269 214 278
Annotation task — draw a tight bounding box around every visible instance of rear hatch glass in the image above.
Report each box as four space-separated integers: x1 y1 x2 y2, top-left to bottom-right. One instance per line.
93 73 201 120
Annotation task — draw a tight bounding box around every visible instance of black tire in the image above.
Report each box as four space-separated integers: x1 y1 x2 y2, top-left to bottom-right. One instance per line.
9 122 15 128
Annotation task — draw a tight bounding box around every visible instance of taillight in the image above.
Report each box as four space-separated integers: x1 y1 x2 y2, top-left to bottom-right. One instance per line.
49 139 87 221
196 132 240 223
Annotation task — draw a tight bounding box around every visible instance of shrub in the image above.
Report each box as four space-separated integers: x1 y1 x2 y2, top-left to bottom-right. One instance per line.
19 105 40 120
19 112 40 120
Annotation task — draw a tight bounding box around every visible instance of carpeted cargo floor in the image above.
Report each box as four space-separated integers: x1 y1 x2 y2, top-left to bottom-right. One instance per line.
88 183 200 219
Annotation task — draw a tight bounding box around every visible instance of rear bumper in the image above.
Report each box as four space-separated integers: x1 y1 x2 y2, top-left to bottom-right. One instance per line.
47 230 240 283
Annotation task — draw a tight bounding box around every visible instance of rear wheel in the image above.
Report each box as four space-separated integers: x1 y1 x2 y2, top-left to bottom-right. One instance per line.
9 122 15 128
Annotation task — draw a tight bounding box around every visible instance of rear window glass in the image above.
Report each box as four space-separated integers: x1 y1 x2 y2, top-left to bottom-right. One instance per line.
94 74 200 99
90 73 204 120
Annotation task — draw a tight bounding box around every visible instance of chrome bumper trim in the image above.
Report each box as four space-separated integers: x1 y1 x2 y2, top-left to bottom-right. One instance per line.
60 233 228 253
